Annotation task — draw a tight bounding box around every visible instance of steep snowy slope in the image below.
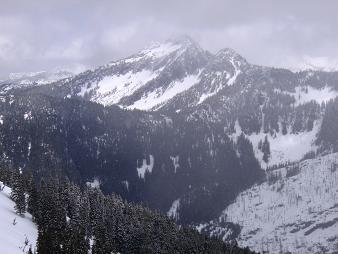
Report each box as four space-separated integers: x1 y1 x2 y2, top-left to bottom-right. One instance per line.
0 182 37 253
201 153 338 254
127 71 202 110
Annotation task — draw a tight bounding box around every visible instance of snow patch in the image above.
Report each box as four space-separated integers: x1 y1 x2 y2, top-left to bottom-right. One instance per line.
170 156 180 173
137 155 154 179
232 120 320 169
276 86 338 106
167 199 180 221
122 180 129 191
27 142 31 157
86 178 100 189
23 112 32 120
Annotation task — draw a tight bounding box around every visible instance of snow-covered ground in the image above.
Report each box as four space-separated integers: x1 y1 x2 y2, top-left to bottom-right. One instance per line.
0 182 38 253
87 69 161 106
7 69 77 86
127 72 201 110
232 120 320 169
220 153 338 254
139 41 182 59
275 85 338 107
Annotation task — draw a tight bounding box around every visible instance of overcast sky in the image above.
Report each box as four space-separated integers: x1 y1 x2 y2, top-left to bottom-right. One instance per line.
1 0 338 79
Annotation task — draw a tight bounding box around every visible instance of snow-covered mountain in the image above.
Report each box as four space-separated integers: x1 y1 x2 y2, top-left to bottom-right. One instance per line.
0 182 37 253
24 38 338 162
2 35 338 253
9 70 73 84
198 152 338 254
6 37 337 123
26 36 254 111
0 69 79 95
35 36 209 110
26 36 336 116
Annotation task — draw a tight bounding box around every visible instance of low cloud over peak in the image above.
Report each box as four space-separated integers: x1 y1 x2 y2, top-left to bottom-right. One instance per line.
1 0 338 79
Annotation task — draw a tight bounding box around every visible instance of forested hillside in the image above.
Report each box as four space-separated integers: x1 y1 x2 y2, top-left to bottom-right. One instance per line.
0 166 255 254
0 92 263 224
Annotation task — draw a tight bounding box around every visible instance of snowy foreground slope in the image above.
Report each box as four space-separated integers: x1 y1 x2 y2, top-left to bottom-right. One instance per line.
0 182 37 253
204 153 338 254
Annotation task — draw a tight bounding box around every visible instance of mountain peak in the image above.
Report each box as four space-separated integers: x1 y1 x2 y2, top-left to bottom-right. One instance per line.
215 48 247 65
166 35 197 47
216 48 243 59
124 35 204 63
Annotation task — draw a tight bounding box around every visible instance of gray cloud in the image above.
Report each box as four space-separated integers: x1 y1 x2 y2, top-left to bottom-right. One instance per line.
1 0 338 79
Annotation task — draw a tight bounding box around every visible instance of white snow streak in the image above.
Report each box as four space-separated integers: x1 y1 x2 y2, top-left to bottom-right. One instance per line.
128 73 201 110
137 155 154 179
167 199 180 221
122 180 129 191
198 59 241 104
170 156 180 173
276 86 338 106
227 59 241 86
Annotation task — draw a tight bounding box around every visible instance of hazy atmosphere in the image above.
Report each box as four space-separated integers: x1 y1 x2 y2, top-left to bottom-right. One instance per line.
1 1 338 253
1 0 338 79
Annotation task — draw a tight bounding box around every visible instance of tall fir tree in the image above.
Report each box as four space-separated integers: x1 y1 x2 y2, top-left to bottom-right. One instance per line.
10 169 26 215
262 135 271 163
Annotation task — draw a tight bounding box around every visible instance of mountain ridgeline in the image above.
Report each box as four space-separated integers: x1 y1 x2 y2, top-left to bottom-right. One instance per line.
1 36 338 231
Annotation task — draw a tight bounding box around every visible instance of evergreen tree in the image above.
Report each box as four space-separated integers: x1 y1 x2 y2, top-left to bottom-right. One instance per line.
262 135 271 163
27 183 39 220
64 183 89 254
26 172 39 220
27 246 33 254
37 177 67 253
258 140 263 151
282 122 287 135
10 169 26 215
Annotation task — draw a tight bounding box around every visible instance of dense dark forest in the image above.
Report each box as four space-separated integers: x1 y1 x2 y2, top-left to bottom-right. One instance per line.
317 97 338 151
0 93 263 224
0 166 256 254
